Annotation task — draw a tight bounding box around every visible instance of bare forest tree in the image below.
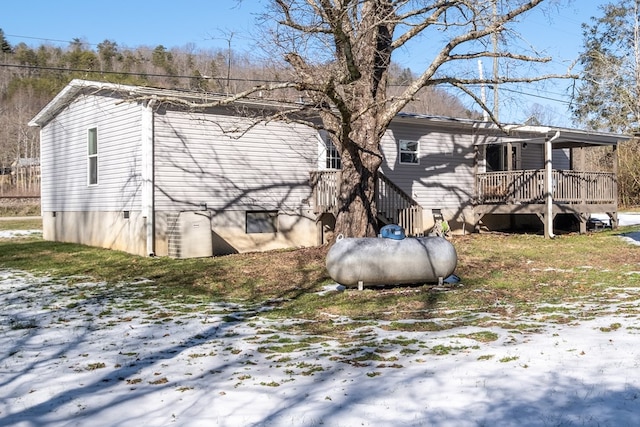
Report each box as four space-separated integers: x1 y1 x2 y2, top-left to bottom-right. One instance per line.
245 0 573 238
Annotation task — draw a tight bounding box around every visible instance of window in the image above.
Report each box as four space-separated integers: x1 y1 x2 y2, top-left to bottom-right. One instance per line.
87 128 98 185
246 211 278 234
325 139 342 170
399 139 419 164
486 144 520 171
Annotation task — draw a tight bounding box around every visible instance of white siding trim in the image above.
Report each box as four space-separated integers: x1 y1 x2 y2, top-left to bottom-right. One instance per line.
317 131 328 170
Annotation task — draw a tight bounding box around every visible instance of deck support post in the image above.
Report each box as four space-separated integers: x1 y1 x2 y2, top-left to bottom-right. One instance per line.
576 212 588 234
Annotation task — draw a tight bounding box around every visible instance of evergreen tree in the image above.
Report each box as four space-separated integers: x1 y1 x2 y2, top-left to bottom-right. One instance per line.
0 29 12 53
97 40 119 71
572 0 640 206
572 0 640 133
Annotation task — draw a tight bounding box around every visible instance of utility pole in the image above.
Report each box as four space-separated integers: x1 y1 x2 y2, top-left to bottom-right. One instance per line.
492 0 499 121
478 60 489 122
226 33 233 95
492 0 512 171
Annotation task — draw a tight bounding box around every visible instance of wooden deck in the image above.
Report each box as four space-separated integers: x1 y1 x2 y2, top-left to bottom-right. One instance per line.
475 169 618 232
310 168 618 238
476 170 616 205
310 170 423 236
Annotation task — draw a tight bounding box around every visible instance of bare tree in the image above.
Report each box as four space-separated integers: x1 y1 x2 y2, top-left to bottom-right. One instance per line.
255 0 573 237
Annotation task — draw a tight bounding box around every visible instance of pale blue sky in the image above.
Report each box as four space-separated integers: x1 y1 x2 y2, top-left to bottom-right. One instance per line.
2 0 608 126
3 0 263 52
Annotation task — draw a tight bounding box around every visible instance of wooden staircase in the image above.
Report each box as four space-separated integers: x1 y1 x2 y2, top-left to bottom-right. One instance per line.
310 170 424 236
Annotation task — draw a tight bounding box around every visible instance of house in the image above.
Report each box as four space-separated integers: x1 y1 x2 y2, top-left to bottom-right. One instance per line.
29 79 629 258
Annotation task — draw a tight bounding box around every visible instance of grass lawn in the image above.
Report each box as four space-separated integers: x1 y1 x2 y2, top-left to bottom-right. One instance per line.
3 217 640 425
0 217 42 230
2 217 640 337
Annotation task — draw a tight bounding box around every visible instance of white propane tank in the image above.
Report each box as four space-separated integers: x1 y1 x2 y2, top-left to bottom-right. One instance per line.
326 235 457 287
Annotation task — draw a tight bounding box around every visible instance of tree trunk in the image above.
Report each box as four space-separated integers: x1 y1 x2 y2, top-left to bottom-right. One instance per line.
334 118 384 238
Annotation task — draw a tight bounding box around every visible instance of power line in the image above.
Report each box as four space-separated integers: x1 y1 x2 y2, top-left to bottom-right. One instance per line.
0 62 275 83
0 62 581 105
5 33 101 47
487 85 575 105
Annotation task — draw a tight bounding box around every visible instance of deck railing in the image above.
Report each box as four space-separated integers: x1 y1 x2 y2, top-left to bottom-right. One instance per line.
377 173 424 236
476 170 617 205
310 170 423 236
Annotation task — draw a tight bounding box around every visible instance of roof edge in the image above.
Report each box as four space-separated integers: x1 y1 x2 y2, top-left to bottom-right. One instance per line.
28 80 633 145
29 79 143 127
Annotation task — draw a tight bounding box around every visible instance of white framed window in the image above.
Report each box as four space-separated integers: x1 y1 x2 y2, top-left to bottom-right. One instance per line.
246 211 278 234
87 127 98 185
318 131 342 170
326 139 342 170
399 139 419 164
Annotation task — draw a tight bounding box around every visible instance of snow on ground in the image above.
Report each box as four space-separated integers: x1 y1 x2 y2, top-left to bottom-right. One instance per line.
0 230 41 239
1 214 640 426
3 271 640 427
592 213 640 245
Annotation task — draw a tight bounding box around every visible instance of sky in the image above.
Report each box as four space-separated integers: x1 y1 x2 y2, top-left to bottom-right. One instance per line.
2 0 609 127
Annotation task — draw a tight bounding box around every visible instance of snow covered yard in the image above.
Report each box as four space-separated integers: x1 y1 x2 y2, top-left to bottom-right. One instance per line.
3 268 640 427
3 216 640 426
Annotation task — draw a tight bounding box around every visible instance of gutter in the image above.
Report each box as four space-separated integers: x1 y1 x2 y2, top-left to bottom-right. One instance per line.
545 131 561 238
142 98 156 256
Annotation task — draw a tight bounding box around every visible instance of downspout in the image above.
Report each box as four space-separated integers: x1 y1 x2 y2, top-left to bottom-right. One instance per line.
142 98 156 256
545 131 560 238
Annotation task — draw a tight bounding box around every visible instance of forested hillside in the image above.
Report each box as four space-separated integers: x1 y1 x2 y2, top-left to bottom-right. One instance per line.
0 29 475 195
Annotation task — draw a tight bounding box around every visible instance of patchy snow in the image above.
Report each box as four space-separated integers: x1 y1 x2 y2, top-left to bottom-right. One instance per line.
2 215 640 426
2 267 640 427
591 213 640 246
0 229 41 238
591 212 640 228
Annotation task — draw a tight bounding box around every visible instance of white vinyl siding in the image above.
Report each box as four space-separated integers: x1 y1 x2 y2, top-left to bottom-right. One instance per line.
381 122 475 210
39 95 143 212
153 110 317 212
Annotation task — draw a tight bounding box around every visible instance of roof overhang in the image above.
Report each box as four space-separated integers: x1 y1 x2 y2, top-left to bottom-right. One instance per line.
485 124 630 148
29 80 143 127
392 113 630 147
28 79 310 128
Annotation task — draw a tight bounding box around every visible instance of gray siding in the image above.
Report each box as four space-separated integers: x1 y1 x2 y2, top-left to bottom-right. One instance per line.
40 95 143 212
153 110 317 212
553 148 571 169
522 145 570 170
380 122 475 210
522 143 544 169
